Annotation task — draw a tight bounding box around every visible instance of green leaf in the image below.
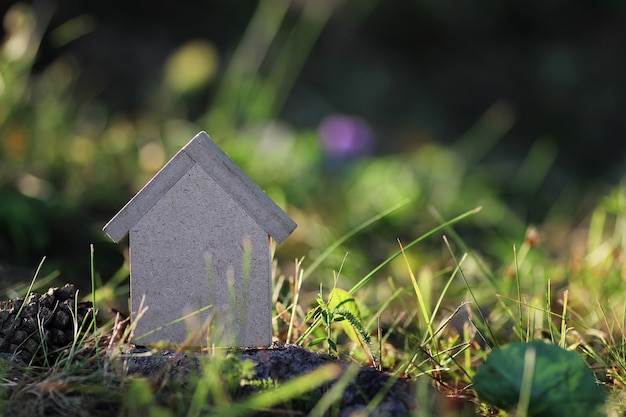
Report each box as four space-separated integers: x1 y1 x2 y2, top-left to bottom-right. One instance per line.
473 341 605 417
309 337 327 347
327 338 337 353
304 306 320 322
328 288 361 345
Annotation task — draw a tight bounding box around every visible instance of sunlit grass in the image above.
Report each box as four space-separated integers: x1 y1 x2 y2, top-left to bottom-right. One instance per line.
1 1 625 416
0 184 624 416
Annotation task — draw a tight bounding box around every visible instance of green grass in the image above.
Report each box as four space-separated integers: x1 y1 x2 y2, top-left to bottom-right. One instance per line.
1 2 624 416
1 192 624 415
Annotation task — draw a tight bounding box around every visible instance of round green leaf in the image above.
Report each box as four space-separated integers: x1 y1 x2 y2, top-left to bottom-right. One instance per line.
473 341 605 417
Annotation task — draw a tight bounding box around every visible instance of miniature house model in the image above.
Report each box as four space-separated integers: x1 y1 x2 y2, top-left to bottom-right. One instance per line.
103 131 296 347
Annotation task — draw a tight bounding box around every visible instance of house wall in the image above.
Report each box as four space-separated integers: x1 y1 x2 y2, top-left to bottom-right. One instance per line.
129 164 271 347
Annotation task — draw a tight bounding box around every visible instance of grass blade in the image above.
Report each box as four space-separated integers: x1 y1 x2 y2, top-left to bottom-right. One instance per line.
303 199 409 283
349 206 482 295
398 238 433 341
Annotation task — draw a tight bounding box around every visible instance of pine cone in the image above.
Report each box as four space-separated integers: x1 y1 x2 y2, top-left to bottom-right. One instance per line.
0 284 95 364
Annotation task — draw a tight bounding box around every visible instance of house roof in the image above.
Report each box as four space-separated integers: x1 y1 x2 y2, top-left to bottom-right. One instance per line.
103 131 297 243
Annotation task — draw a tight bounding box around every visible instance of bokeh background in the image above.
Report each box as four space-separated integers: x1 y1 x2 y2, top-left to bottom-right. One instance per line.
0 0 624 302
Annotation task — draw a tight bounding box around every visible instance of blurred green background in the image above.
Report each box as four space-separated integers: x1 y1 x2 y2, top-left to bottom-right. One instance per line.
0 0 624 300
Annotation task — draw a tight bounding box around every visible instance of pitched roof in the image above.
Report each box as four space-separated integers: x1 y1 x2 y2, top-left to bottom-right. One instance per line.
103 131 297 243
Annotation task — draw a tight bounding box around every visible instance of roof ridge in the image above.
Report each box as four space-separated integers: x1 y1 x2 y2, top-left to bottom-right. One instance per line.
103 131 296 243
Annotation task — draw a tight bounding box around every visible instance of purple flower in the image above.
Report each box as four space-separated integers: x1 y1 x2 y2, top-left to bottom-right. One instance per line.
318 115 375 158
